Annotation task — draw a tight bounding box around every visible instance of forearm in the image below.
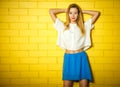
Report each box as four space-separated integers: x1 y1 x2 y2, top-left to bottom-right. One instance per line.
49 8 66 22
82 10 100 24
82 10 100 16
49 8 66 15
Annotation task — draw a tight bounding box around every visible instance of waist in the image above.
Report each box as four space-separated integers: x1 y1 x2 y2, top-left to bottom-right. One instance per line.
65 48 84 54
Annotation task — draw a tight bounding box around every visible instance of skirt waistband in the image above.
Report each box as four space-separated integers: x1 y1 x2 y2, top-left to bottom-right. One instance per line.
65 48 84 54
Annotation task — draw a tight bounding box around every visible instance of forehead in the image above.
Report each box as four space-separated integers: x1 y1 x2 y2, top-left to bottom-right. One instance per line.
69 7 78 12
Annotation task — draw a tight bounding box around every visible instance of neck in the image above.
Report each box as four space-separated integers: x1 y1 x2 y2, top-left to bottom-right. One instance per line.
70 21 77 24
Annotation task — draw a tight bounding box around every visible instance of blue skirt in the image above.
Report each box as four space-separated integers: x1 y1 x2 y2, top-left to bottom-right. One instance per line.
62 51 92 82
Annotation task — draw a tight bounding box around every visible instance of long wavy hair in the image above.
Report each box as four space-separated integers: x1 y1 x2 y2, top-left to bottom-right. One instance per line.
64 3 85 36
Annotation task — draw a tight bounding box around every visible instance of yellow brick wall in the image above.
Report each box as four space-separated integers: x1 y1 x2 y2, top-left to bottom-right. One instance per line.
0 0 120 87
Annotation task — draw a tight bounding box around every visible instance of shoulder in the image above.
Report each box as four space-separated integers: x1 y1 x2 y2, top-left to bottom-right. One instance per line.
84 18 94 30
54 18 65 31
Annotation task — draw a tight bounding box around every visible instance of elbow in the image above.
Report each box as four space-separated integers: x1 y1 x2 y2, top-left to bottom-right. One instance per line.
97 11 101 17
49 9 52 14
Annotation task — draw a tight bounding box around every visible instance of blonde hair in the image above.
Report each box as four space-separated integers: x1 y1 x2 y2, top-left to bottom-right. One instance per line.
64 3 85 35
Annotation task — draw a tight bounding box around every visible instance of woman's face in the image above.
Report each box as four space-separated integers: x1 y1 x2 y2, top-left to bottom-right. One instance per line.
69 7 79 23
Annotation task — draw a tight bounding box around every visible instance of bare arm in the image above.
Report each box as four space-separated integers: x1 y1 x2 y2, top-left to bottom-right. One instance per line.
82 10 100 24
49 9 66 23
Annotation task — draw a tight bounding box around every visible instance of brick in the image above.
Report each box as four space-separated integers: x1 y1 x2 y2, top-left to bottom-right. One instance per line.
94 23 103 29
87 50 103 56
113 44 120 50
10 37 29 43
101 16 113 22
103 23 114 29
94 43 113 50
1 58 19 64
0 64 10 71
47 37 57 43
104 51 120 57
47 71 58 78
94 78 105 84
38 2 56 8
113 36 120 43
0 8 8 15
93 36 103 43
39 71 48 78
39 44 56 50
0 72 19 78
0 79 10 85
19 2 37 8
114 1 120 8
19 44 38 50
20 30 38 36
11 79 28 85
103 36 113 43
0 2 18 8
8 44 19 50
103 64 120 71
29 23 47 30
10 23 28 30
113 57 120 63
57 2 71 8
0 16 19 22
20 72 38 78
48 78 59 84
0 30 19 36
57 57 63 64
19 16 37 22
11 64 29 71
10 50 28 57
103 30 113 36
76 2 94 9
30 64 47 71
48 64 62 70
47 30 57 37
0 37 9 44
38 16 51 23
114 72 120 79
30 78 48 84
94 57 114 64
29 50 47 57
113 30 120 36
104 9 120 16
9 9 28 15
95 1 113 8
28 9 48 15
38 30 48 37
0 23 9 29
113 16 120 22
47 50 64 56
20 57 38 64
39 57 57 64
92 64 104 71
0 44 19 50
29 37 47 43
10 51 29 57
0 51 10 57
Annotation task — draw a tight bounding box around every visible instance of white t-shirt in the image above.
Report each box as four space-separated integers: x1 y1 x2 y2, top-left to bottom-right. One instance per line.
53 18 94 51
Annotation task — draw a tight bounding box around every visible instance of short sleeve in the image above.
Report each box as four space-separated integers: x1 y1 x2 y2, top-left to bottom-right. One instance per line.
83 18 94 51
85 18 94 30
53 18 65 31
53 18 66 50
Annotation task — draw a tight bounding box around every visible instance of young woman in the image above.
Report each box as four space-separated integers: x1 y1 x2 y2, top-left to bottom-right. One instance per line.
49 3 100 87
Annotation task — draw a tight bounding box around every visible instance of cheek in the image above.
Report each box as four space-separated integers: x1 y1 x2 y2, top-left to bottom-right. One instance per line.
75 14 78 18
69 14 72 18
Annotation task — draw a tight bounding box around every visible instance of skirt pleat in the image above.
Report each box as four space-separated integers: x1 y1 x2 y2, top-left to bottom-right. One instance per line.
62 51 92 82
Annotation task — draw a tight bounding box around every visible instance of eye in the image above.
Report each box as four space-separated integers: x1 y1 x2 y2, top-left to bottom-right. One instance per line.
69 12 72 14
74 12 78 14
